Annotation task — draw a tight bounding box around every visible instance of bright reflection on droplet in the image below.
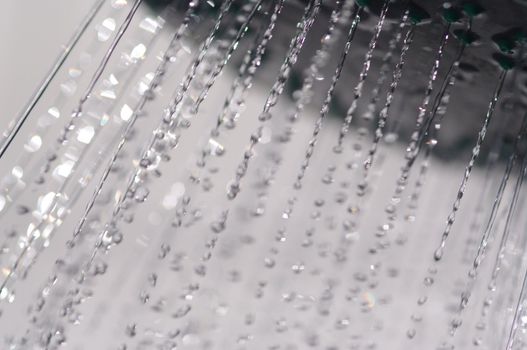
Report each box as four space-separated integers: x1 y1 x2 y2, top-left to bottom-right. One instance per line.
138 72 154 95
208 139 224 156
108 74 119 85
260 127 272 144
77 126 95 144
25 135 42 152
68 67 82 78
97 18 116 42
162 182 186 209
139 17 160 34
120 104 134 121
26 223 38 239
38 192 56 215
111 0 127 8
0 195 6 212
48 107 60 118
54 160 75 178
11 166 23 179
100 90 116 99
131 43 147 60
60 80 77 96
100 113 110 126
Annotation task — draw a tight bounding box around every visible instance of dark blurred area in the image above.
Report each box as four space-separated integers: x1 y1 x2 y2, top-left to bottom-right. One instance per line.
144 0 527 162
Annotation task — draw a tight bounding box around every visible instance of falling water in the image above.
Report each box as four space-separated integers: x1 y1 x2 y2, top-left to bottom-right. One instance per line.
0 1 150 247
506 256 527 350
477 144 527 344
58 0 144 145
0 0 107 159
401 38 467 226
69 0 200 243
445 115 527 338
381 24 451 194
333 0 390 154
226 0 322 200
380 24 450 214
433 69 509 261
246 0 356 219
0 0 166 301
255 9 364 325
469 116 527 278
13 0 243 341
298 8 410 273
67 0 255 281
1 1 526 349
361 11 408 124
189 0 265 114
176 0 323 303
405 67 509 342
291 4 362 192
461 115 510 266
356 18 417 197
285 0 348 126
197 0 286 169
68 0 235 242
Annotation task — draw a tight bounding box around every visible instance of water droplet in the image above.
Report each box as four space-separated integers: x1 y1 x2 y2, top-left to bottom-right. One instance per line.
97 18 116 42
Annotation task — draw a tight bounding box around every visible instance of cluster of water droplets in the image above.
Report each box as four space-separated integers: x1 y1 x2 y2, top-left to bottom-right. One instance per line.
0 0 526 349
